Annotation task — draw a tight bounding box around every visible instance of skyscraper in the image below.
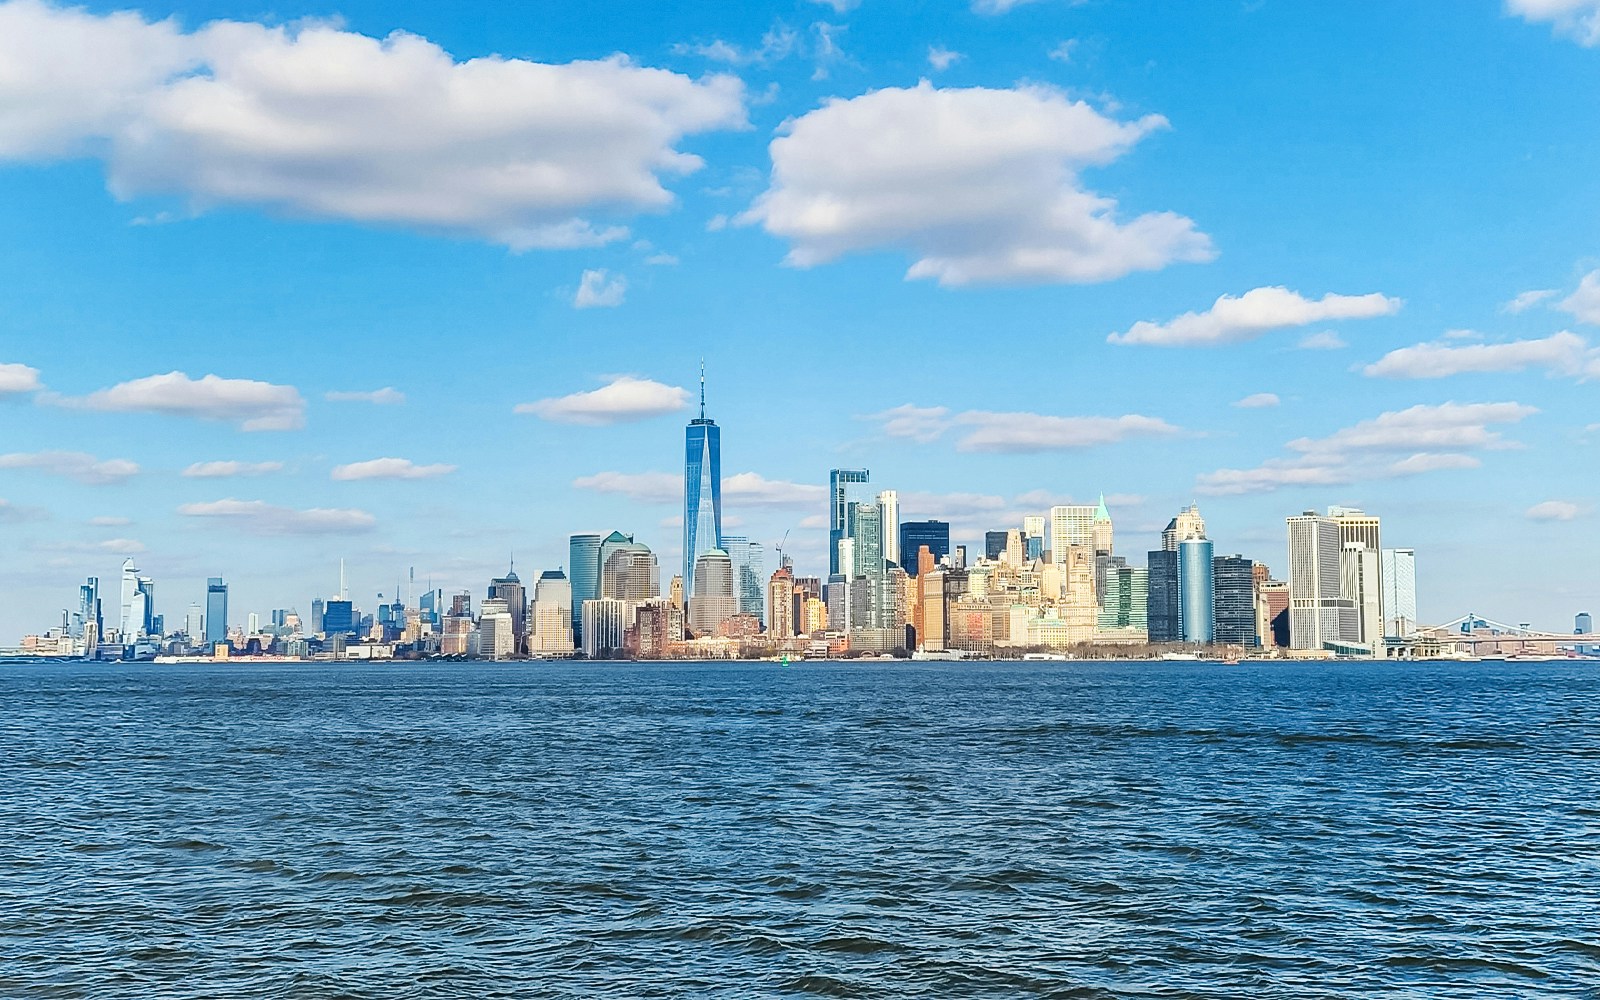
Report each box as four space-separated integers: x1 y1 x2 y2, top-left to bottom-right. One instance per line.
117 558 143 642
1047 504 1098 563
1341 542 1382 651
984 531 1008 561
828 468 870 576
722 536 766 625
205 577 228 647
568 533 603 645
1177 537 1215 643
1162 504 1207 551
768 568 795 638
1212 555 1258 646
488 563 527 651
1098 565 1149 632
1381 548 1417 639
1287 511 1355 650
683 366 723 597
530 569 574 654
1146 550 1180 642
899 520 950 576
601 539 660 605
689 549 736 637
877 490 900 567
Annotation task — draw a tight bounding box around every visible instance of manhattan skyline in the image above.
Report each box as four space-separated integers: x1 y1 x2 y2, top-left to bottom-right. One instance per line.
2 0 1600 639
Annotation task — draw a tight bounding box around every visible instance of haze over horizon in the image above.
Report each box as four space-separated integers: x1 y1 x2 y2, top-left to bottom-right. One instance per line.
2 0 1598 639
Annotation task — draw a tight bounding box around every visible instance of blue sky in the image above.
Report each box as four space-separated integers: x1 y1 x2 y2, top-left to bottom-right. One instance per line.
2 0 1599 639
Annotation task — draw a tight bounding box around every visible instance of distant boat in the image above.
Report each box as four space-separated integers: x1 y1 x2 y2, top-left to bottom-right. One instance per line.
1161 652 1202 661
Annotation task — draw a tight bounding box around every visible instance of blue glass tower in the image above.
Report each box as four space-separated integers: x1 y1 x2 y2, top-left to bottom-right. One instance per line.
828 468 870 576
1178 537 1215 643
569 533 603 645
683 365 722 598
205 577 228 646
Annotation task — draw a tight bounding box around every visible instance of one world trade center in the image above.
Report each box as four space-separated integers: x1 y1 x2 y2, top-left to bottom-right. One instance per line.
683 364 722 598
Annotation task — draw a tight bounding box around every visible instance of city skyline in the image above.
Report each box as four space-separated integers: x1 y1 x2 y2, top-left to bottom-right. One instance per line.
3 0 1600 639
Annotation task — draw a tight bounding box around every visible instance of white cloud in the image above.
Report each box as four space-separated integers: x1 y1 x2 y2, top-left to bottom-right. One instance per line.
573 470 823 508
330 457 456 481
0 362 43 395
66 371 305 430
1297 330 1348 351
927 46 963 71
1233 392 1280 409
1048 39 1078 62
574 269 627 309
183 460 285 478
0 450 139 485
89 516 132 527
1197 401 1536 495
1559 269 1600 324
869 404 1178 452
0 0 198 158
672 23 798 65
1108 286 1402 347
178 498 375 534
517 376 690 425
1503 288 1557 313
325 387 405 405
809 0 860 11
723 472 827 507
738 81 1212 286
953 411 1179 453
1363 331 1600 380
1526 499 1587 521
644 252 679 266
1507 0 1600 46
0 3 747 249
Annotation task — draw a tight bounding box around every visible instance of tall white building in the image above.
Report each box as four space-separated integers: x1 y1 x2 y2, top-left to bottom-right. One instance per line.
184 603 202 640
479 597 514 660
1381 548 1417 638
1340 542 1382 653
877 490 900 567
117 557 145 642
689 549 737 637
581 598 627 658
530 570 574 654
1162 504 1207 551
1287 511 1356 650
1048 505 1098 563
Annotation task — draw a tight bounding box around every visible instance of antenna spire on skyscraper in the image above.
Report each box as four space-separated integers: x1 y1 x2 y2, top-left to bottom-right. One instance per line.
699 358 706 419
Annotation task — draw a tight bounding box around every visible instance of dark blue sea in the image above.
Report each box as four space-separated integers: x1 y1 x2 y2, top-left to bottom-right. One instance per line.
2 659 1597 998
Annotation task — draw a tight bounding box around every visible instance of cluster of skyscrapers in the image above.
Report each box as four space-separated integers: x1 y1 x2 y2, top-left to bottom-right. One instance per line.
20 370 1588 662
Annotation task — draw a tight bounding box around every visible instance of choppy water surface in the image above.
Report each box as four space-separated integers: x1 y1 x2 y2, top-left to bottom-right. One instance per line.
2 659 1598 998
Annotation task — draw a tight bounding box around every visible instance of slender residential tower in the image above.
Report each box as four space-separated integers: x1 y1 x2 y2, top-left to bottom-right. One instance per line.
683 363 722 598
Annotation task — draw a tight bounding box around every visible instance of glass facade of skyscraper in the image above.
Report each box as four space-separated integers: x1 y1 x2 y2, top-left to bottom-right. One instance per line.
683 417 723 597
568 533 603 646
1178 537 1215 643
1146 549 1180 642
828 469 870 576
898 520 950 576
205 577 228 646
1211 554 1257 646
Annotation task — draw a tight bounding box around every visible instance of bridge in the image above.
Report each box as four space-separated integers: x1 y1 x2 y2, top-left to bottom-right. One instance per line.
1411 614 1597 658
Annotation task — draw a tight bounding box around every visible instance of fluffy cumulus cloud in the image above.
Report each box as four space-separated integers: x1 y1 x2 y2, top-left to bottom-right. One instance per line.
1526 499 1587 521
182 460 284 478
1507 0 1600 46
572 470 823 508
1363 331 1600 380
177 498 375 534
1560 269 1600 324
0 451 139 485
517 376 690 425
1233 392 1281 409
738 81 1212 286
927 46 962 71
0 362 43 395
330 457 456 481
325 387 405 405
1197 401 1536 495
65 371 305 430
573 269 628 308
0 1 746 249
1108 286 1402 347
869 404 1179 453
